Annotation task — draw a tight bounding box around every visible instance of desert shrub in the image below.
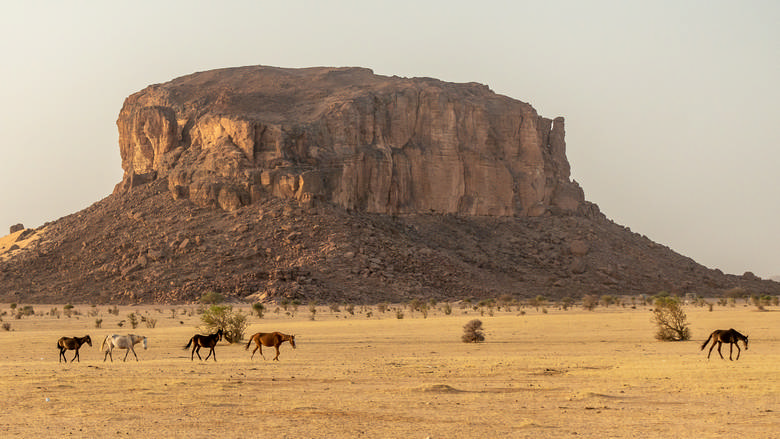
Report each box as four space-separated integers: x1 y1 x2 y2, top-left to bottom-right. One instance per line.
199 291 225 305
329 303 341 313
145 317 157 328
345 304 355 315
200 305 248 343
462 319 485 343
377 303 388 313
252 303 265 318
2 323 10 331
127 313 139 329
50 307 61 319
395 309 404 319
582 295 599 311
600 295 616 307
308 302 317 320
443 303 452 315
108 306 120 316
651 296 691 341
95 318 103 329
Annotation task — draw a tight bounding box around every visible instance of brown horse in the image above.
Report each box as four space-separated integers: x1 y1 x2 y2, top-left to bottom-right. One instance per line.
701 328 749 360
184 329 223 361
245 332 296 361
57 335 92 363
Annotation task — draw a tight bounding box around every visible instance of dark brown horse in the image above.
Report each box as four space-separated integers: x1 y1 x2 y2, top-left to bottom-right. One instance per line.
57 335 92 363
184 329 223 361
701 328 749 360
245 332 296 361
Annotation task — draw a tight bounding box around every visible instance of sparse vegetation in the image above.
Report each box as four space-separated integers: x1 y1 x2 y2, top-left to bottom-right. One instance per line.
127 312 139 329
651 296 691 341
461 319 485 343
252 302 265 318
200 305 247 343
199 291 225 305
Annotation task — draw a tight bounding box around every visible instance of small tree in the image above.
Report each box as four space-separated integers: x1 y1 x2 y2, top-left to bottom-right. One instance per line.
582 294 599 311
127 312 139 329
252 302 265 318
199 291 225 305
200 305 248 343
461 319 485 343
652 296 691 341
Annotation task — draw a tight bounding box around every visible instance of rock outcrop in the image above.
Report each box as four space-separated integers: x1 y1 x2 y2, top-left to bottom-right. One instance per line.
115 66 591 217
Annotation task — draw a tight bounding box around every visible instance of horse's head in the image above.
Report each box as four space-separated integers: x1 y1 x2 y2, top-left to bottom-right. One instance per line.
142 336 148 350
289 334 296 349
216 328 224 342
85 335 93 347
744 335 749 350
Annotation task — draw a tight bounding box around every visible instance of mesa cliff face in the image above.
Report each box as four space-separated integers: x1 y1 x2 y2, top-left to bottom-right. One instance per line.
115 66 589 217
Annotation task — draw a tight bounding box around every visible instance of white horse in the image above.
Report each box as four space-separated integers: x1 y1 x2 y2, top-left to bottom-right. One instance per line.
101 334 148 362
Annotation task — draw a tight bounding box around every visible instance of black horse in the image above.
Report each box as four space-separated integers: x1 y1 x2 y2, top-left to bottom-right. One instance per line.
701 328 749 360
184 329 223 361
57 335 92 363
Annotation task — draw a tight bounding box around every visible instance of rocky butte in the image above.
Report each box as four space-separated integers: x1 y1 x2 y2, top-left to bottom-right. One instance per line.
115 66 591 218
1 65 778 304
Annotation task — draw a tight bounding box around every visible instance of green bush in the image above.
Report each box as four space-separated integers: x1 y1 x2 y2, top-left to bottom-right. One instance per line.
252 302 265 318
199 291 225 305
200 305 248 343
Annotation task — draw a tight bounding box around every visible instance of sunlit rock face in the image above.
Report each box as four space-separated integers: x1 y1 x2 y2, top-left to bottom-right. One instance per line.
115 65 586 216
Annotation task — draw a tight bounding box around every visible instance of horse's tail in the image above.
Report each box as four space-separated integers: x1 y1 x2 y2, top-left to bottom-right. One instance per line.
100 335 108 352
245 336 253 350
184 337 193 350
700 333 713 350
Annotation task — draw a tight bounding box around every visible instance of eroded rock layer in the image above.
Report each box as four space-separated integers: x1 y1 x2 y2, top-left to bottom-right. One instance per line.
115 66 589 216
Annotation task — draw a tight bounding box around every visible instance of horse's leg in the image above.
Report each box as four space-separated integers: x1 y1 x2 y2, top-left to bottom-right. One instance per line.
123 348 130 362
194 345 202 361
716 341 724 360
130 346 138 361
734 343 741 360
259 344 266 360
250 344 259 359
707 342 716 359
273 344 281 361
72 348 79 363
205 346 216 362
59 348 65 363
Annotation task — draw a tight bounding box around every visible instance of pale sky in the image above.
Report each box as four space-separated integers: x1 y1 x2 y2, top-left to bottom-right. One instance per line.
1 1 777 278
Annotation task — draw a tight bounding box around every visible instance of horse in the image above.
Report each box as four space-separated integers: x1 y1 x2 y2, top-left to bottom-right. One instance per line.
701 328 749 360
57 335 92 363
101 334 148 362
245 332 296 361
184 329 223 361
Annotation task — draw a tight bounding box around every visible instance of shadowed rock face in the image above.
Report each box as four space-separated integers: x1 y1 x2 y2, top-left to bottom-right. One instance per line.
115 66 587 216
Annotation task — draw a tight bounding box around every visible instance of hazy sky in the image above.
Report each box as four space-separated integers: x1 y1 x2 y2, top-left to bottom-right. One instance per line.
1 1 777 278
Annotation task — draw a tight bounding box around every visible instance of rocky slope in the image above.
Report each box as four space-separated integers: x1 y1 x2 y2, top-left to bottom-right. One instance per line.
1 66 778 304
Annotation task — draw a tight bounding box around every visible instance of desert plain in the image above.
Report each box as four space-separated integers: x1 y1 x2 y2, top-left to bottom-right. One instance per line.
0 302 776 438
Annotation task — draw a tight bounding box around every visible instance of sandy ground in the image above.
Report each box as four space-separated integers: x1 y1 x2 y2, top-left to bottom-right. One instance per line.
0 303 776 438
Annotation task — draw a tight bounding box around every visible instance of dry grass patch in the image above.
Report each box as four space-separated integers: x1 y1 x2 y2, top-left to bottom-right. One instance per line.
0 303 776 437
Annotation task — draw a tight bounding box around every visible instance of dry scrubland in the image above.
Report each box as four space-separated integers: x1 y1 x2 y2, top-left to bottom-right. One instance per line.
0 303 777 438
